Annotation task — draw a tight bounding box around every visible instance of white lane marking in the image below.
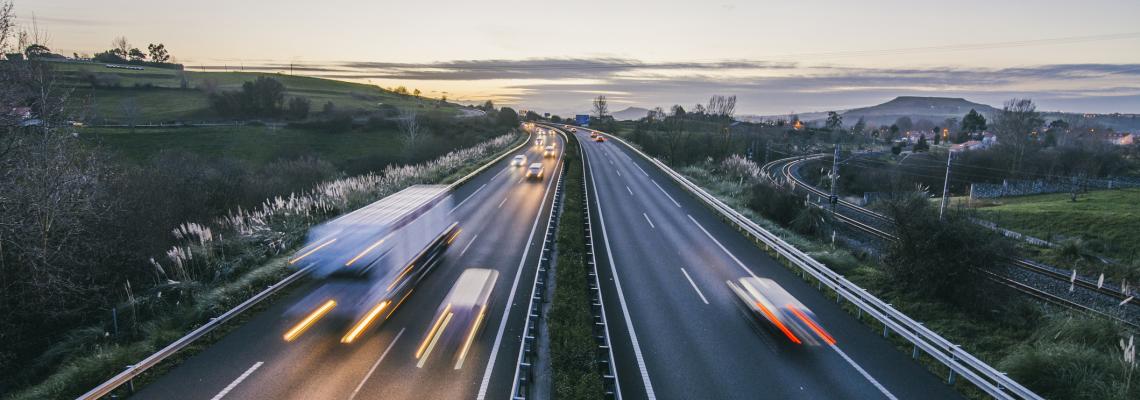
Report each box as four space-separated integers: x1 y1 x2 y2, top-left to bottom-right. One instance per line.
348 328 405 400
687 214 755 278
626 186 633 196
492 166 509 181
609 158 614 165
832 346 899 400
480 151 563 400
587 148 658 399
449 183 487 214
498 196 509 209
209 362 263 400
688 213 897 398
643 212 656 229
652 180 682 208
633 162 650 177
460 234 479 257
617 169 622 177
680 268 709 304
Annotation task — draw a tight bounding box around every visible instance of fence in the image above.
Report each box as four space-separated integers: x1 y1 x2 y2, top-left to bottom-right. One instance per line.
590 128 1043 400
970 176 1140 199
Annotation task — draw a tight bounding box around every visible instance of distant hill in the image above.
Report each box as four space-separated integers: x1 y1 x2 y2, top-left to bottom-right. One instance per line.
611 106 651 121
840 96 999 127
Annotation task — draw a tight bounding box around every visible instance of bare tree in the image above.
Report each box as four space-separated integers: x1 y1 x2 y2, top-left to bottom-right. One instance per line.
121 97 140 129
398 108 422 160
707 95 736 119
112 36 130 57
993 98 1044 177
592 95 608 119
0 1 14 54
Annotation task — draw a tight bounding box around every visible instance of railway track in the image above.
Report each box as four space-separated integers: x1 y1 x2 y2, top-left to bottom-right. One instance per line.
763 154 1139 329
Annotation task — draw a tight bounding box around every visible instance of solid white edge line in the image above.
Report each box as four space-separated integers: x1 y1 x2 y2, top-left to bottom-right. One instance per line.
679 268 710 305
642 212 656 229
687 215 898 399
480 135 563 400
652 180 682 208
450 183 488 214
588 145 658 399
209 361 263 400
832 345 900 400
460 234 479 257
348 328 405 400
633 162 650 177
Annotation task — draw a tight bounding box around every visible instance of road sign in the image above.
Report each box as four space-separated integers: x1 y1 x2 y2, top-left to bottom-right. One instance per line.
575 114 589 126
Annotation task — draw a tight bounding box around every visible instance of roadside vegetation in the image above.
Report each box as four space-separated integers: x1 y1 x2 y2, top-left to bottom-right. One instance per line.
588 96 1139 399
548 133 607 399
1 34 523 397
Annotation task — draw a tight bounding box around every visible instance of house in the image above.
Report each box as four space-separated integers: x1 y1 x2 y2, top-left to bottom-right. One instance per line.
1111 133 1134 145
981 132 998 147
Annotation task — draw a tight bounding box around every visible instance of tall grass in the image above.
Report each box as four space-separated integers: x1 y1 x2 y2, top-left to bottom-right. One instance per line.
5 133 521 400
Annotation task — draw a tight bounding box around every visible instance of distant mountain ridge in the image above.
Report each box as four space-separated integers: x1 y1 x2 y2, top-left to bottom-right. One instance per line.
611 106 651 121
840 96 999 127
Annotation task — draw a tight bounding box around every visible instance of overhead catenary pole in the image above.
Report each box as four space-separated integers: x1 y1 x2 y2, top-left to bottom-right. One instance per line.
829 144 840 212
939 151 954 221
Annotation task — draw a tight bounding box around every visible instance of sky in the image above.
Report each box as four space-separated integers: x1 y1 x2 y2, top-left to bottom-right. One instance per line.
20 0 1140 115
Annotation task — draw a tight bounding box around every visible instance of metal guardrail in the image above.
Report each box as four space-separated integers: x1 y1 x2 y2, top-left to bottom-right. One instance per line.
511 133 567 399
579 127 1043 400
79 130 534 400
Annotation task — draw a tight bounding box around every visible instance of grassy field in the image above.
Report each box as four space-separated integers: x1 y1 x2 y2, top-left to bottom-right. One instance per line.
48 60 458 122
80 125 406 167
965 189 1140 277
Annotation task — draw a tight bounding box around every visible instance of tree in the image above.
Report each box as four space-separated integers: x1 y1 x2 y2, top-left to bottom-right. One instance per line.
914 134 929 152
497 107 519 127
960 108 987 134
825 111 843 130
322 101 336 115
412 88 421 97
147 43 170 63
524 110 541 121
127 47 146 62
888 124 900 142
852 117 866 135
693 103 707 115
393 86 408 95
0 1 14 55
398 108 422 160
480 99 495 112
881 191 1008 305
286 97 310 120
111 36 130 58
894 116 913 133
993 98 1044 176
707 94 736 119
670 104 685 118
23 43 49 58
592 95 609 119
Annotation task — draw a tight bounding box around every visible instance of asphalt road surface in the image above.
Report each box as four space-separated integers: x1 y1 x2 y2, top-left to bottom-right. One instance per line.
134 131 564 400
571 126 962 400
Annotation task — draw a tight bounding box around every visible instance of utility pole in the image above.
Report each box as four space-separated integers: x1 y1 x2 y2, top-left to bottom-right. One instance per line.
828 144 840 211
939 151 954 221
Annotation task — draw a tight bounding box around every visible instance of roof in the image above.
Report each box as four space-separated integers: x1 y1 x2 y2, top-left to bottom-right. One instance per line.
329 184 449 228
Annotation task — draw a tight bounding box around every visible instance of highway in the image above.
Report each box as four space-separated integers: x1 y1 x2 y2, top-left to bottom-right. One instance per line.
570 126 962 400
133 130 564 400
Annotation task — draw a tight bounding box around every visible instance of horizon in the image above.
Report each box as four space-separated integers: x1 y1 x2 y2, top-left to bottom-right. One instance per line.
21 0 1140 115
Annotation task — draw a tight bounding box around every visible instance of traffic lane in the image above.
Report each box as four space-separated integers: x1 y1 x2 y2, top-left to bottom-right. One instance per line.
222 141 561 400
589 130 961 399
352 132 565 400
582 139 879 399
132 133 552 400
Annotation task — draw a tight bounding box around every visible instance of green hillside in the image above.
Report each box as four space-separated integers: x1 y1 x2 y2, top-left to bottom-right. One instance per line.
47 60 458 123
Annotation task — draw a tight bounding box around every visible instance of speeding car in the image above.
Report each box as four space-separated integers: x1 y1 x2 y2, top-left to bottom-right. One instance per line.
727 277 836 346
525 163 544 180
511 154 527 167
415 268 499 368
544 145 556 157
594 135 606 142
535 137 544 147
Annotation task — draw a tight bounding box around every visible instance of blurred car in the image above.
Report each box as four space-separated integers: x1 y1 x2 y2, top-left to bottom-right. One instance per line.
727 277 836 346
594 135 606 142
544 145 556 157
525 163 544 180
511 154 527 167
570 128 577 133
535 137 544 147
589 132 598 139
415 268 499 368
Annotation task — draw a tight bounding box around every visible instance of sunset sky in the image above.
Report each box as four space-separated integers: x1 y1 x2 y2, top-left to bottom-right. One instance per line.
22 0 1140 115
